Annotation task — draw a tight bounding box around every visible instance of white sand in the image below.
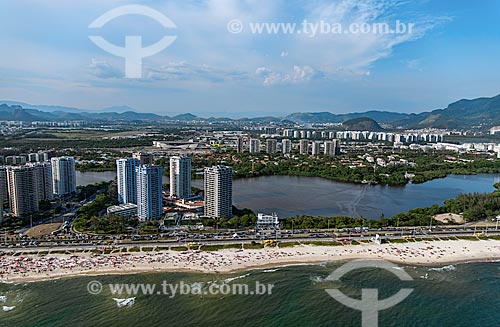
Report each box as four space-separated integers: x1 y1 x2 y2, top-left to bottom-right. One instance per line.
1 239 500 283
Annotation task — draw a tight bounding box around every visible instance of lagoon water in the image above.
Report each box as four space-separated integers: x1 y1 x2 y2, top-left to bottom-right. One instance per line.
2 262 500 327
196 174 500 218
77 171 500 218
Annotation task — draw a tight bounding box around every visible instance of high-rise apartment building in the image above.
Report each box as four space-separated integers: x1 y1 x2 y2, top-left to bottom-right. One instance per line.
51 157 76 196
324 141 334 156
136 165 163 220
266 139 277 154
299 139 309 155
0 167 8 206
332 139 341 155
32 162 53 201
6 166 39 217
311 141 321 156
249 139 261 153
170 156 192 199
204 165 233 218
236 137 245 153
282 139 292 154
116 158 140 204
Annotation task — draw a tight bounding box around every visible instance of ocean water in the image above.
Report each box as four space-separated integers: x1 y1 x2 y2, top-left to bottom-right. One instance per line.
2 262 500 327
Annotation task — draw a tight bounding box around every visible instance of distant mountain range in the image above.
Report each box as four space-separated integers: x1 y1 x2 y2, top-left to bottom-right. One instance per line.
1 94 500 129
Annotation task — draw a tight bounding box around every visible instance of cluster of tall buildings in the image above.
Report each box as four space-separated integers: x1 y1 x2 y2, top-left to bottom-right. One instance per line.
116 157 163 221
117 154 234 220
0 157 76 218
300 139 341 156
336 131 444 143
281 129 445 144
0 151 51 166
237 136 340 156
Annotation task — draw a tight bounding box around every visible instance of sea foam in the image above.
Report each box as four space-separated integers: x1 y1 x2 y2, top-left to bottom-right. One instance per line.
429 265 456 272
2 306 15 312
223 273 250 284
112 298 135 308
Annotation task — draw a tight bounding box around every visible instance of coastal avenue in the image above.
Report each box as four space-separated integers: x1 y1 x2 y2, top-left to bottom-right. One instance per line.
1 225 499 252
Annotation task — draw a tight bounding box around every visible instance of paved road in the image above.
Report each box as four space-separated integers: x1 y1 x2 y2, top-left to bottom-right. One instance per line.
2 229 500 252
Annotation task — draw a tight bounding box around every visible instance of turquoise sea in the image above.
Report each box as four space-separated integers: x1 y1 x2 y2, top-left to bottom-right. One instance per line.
1 262 500 326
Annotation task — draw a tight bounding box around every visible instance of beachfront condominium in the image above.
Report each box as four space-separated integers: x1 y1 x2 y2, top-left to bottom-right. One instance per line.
170 156 192 199
266 139 277 154
6 166 39 217
300 139 309 155
51 157 76 196
204 165 233 218
282 139 292 154
32 162 54 201
116 158 140 204
0 167 7 206
136 165 163 220
249 138 261 153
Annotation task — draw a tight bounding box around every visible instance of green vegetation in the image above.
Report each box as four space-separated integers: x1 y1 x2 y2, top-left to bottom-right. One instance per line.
197 150 500 186
201 207 257 229
391 182 500 226
171 246 188 251
75 181 114 202
73 182 138 234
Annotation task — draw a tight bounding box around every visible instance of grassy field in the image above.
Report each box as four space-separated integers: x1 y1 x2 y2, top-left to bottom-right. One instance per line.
25 223 62 237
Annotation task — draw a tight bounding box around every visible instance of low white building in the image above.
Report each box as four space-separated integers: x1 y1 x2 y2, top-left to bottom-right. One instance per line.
107 203 138 217
256 213 280 229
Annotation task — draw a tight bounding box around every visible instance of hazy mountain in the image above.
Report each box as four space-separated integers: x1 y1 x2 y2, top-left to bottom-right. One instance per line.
285 111 409 124
0 104 44 121
0 101 91 114
84 111 166 121
1 94 500 129
0 101 141 115
171 113 198 120
342 117 384 131
100 105 137 113
285 112 340 123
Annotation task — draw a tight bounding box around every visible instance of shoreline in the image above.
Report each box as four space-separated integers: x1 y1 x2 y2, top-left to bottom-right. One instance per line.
2 239 500 283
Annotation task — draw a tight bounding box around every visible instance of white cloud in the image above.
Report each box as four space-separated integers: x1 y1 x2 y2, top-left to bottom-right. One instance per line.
145 61 248 83
256 65 318 85
89 59 123 79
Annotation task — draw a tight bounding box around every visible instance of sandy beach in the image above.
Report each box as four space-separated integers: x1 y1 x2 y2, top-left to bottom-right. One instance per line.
2 239 500 283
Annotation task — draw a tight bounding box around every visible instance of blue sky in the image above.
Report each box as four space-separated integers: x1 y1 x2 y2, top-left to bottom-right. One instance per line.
0 0 499 117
